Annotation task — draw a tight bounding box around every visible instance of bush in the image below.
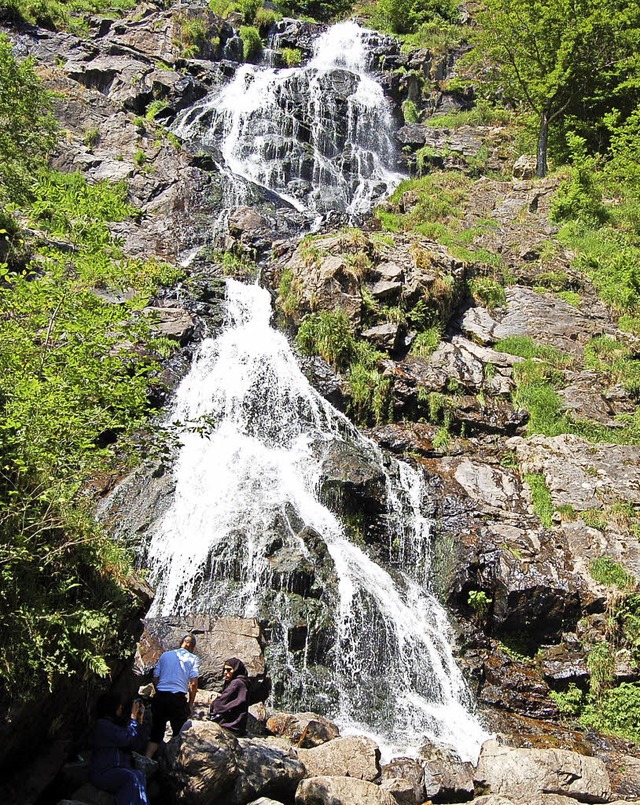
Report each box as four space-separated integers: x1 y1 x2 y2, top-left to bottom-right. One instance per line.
240 25 262 62
0 35 58 204
469 276 506 310
580 683 640 742
296 310 356 369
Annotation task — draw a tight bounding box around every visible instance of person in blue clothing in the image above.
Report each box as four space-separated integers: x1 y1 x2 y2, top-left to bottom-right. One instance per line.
89 693 149 805
145 633 200 758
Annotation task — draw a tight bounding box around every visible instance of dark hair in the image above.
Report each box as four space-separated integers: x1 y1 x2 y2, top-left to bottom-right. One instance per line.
181 634 196 647
96 693 127 721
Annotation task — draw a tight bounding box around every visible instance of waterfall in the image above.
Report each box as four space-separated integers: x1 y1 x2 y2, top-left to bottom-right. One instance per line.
173 21 405 220
146 280 488 761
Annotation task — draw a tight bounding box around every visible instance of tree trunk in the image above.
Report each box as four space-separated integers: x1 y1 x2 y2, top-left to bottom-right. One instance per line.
536 108 550 178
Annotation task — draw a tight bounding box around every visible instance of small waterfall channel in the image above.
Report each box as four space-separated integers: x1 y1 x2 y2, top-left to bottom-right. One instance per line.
173 21 405 223
146 280 488 761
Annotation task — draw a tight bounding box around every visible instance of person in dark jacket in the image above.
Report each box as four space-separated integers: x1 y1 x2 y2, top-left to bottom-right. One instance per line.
89 693 149 805
210 657 250 735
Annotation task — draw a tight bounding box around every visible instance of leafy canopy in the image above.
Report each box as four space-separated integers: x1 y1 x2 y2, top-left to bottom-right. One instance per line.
470 0 640 175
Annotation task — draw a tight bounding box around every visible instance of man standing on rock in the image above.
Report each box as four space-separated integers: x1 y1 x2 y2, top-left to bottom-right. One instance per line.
145 634 200 758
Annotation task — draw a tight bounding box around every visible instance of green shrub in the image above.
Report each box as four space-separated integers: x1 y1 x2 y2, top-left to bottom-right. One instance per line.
469 276 506 310
280 46 302 66
0 35 58 204
550 683 584 716
237 0 261 23
580 683 640 742
524 473 554 528
145 100 169 120
296 310 356 369
0 167 183 703
254 7 279 32
410 325 442 359
240 25 262 62
402 99 419 124
585 642 616 699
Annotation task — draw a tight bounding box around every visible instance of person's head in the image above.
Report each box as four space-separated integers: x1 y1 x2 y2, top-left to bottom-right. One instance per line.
222 657 247 683
181 634 196 653
96 692 128 722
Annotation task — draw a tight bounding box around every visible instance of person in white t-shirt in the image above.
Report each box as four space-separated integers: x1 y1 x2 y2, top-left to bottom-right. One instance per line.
145 634 200 758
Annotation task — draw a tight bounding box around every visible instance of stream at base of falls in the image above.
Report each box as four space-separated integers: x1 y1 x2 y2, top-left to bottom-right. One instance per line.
145 279 488 762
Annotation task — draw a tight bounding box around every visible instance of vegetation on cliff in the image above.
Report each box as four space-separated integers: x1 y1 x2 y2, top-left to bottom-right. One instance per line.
0 36 181 705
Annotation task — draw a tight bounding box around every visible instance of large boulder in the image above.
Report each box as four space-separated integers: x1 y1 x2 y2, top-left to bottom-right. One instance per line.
295 776 397 805
163 721 240 802
474 740 611 803
297 736 381 781
137 615 265 689
235 737 306 804
163 721 305 804
266 712 340 748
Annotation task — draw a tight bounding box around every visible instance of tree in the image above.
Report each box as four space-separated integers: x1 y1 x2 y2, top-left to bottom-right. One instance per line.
0 34 57 204
471 0 640 177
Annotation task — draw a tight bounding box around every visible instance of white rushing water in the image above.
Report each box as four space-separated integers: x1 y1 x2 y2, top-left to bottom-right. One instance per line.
173 21 405 219
147 280 488 761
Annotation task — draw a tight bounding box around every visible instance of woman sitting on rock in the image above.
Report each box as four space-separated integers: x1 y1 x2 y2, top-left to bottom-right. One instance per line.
210 657 250 735
89 693 149 805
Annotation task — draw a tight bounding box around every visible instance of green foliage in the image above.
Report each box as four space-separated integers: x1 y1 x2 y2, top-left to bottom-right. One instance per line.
296 310 356 370
402 99 419 124
398 19 468 55
584 335 640 397
278 268 303 320
469 276 506 310
410 325 442 359
550 152 608 226
590 557 636 591
586 642 616 698
276 0 351 22
176 14 212 58
468 589 492 615
550 683 584 716
524 473 554 528
580 683 640 742
83 127 100 149
240 25 262 62
495 336 570 368
0 167 183 702
469 0 640 176
348 349 392 425
254 7 279 31
280 46 302 67
424 99 513 130
0 35 58 204
375 0 459 35
3 0 136 33
145 100 168 121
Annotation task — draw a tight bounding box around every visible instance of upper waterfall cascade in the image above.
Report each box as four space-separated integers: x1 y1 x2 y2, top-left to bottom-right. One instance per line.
173 21 405 220
146 280 488 761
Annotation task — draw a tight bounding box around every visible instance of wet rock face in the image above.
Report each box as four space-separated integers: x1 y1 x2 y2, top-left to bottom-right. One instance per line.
139 615 265 690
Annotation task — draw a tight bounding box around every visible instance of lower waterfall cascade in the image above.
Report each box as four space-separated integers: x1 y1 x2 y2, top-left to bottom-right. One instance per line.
146 279 489 762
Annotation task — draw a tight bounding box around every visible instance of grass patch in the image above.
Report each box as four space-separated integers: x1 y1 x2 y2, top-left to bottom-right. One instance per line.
590 557 636 591
524 473 554 528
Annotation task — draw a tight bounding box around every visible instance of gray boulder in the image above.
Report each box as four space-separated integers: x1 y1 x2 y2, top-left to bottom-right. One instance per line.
474 739 611 802
297 736 380 781
295 776 397 804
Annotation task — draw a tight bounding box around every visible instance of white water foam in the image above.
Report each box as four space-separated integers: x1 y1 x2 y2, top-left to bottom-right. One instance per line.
146 280 488 762
173 21 405 219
